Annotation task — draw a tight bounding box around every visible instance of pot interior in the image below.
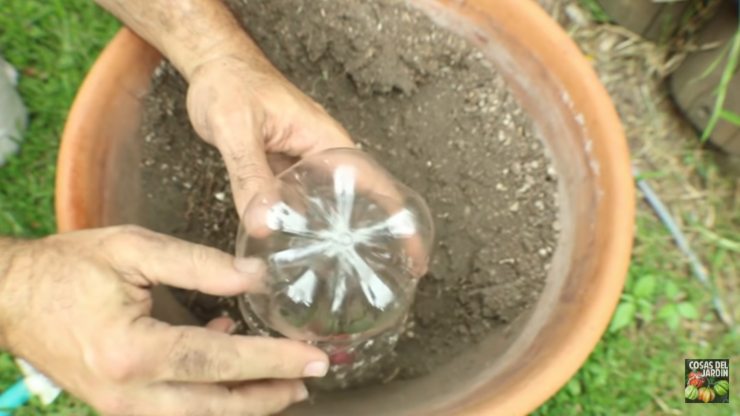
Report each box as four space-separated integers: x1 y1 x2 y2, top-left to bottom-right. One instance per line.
62 0 629 414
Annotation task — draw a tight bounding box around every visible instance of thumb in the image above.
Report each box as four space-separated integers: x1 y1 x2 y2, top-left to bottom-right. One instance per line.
214 116 292 241
216 119 276 216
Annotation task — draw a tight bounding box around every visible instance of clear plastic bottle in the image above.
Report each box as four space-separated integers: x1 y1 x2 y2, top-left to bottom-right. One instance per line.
236 148 433 386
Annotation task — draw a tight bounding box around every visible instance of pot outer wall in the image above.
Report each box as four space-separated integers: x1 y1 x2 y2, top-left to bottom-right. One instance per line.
56 0 634 414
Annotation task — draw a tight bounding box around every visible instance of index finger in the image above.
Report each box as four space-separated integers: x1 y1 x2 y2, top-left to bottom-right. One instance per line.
105 226 265 296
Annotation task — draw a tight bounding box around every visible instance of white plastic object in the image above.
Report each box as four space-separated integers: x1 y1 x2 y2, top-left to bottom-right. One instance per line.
237 148 433 348
0 55 27 166
16 359 61 405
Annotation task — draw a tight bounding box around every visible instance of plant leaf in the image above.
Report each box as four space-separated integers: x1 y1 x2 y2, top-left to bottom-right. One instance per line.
701 28 740 141
578 0 610 23
609 302 636 332
639 301 654 323
667 313 680 330
621 293 635 302
658 303 677 318
694 225 740 252
694 42 732 82
664 281 680 300
677 302 699 320
565 379 583 396
633 275 657 299
658 304 681 330
719 109 740 126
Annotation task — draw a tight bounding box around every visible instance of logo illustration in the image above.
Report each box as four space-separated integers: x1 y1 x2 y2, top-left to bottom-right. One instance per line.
685 359 730 404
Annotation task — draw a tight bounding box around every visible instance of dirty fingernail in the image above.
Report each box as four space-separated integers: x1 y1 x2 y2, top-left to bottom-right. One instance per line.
303 361 329 378
233 258 265 275
295 384 309 402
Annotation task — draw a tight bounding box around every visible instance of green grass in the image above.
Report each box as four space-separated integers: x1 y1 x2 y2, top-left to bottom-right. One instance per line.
0 0 119 236
536 210 739 415
1 1 738 415
701 23 740 140
0 0 118 413
578 0 610 24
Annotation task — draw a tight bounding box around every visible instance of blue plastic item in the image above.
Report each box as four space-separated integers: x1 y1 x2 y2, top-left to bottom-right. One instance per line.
0 378 31 415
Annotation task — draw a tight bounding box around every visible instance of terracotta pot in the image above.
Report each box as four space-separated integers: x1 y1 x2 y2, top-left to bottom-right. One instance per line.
56 0 634 414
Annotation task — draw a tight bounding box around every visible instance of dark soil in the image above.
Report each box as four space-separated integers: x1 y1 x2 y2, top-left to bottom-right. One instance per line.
139 0 559 388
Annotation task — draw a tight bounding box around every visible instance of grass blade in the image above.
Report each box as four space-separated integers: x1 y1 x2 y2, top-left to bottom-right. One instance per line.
719 109 740 126
701 22 740 142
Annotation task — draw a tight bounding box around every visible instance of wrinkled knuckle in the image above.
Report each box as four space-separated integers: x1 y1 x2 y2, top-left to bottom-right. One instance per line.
236 169 268 187
212 356 239 381
230 157 269 192
103 356 139 383
91 346 142 383
167 330 208 379
190 245 214 269
228 150 258 170
195 347 239 382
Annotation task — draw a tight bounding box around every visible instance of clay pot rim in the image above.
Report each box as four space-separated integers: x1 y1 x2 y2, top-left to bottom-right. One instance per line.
449 1 633 415
56 1 634 414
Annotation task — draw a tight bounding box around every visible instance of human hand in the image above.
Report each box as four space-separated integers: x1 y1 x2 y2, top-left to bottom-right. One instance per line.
95 0 354 214
185 54 433 279
0 226 329 415
186 54 355 213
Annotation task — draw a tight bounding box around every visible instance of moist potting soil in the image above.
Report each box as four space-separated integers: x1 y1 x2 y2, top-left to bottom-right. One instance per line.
138 0 559 388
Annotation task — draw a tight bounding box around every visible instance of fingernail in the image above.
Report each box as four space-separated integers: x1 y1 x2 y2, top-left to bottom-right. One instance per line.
233 258 265 275
303 361 329 378
295 384 309 402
